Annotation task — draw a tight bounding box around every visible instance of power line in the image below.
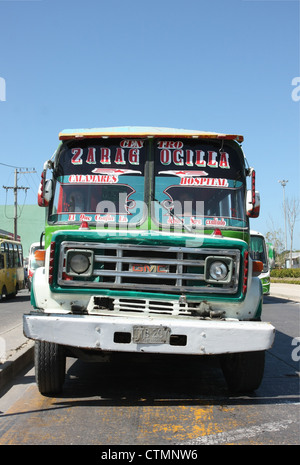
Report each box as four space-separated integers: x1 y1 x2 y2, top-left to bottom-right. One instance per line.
0 162 35 170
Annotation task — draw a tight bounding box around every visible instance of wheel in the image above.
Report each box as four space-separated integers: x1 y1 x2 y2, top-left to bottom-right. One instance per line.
9 284 18 299
35 341 66 395
220 350 265 393
0 286 7 301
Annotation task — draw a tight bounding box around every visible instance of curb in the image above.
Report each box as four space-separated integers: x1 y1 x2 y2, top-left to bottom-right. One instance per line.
0 341 34 393
269 294 300 303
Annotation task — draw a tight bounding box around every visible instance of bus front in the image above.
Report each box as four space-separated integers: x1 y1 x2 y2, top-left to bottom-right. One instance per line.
24 127 275 395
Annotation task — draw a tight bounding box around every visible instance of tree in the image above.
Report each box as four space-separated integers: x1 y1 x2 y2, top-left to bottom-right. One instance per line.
286 197 300 268
265 218 285 267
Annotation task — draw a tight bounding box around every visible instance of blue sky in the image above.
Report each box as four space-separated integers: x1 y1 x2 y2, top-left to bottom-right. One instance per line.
0 0 299 249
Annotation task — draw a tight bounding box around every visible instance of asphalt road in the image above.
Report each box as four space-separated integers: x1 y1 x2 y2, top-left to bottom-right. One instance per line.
0 289 31 332
0 291 299 445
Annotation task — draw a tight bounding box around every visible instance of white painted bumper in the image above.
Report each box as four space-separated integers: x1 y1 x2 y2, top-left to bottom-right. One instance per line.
23 313 275 356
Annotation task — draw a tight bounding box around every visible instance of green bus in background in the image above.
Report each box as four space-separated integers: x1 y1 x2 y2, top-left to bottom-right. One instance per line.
267 242 275 270
250 230 274 295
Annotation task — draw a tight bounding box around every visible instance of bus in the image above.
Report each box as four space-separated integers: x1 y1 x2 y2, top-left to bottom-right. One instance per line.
250 231 271 295
267 242 275 270
0 237 25 299
23 126 275 395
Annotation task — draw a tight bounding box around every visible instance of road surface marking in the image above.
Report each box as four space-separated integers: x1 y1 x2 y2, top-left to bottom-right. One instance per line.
183 419 294 444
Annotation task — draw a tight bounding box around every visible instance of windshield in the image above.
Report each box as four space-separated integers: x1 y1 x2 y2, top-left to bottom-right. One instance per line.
48 137 247 231
153 139 246 229
50 138 146 225
250 235 269 271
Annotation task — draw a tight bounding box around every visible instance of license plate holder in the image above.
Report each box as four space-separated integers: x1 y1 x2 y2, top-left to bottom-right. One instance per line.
133 325 171 344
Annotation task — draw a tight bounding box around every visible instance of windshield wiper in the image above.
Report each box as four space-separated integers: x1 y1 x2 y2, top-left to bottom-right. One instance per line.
151 194 194 234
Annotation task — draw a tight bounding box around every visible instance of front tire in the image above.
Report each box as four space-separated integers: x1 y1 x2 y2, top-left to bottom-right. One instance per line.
220 350 265 393
35 341 66 395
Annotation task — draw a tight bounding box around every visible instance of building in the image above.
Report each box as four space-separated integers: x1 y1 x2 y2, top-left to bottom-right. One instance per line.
0 205 45 257
285 252 300 269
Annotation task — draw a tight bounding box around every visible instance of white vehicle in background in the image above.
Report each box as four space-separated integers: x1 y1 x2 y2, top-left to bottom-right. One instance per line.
250 231 271 295
27 241 45 291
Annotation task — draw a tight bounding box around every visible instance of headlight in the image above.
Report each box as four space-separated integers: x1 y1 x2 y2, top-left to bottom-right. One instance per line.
204 256 233 284
70 254 90 274
209 261 228 280
66 249 94 276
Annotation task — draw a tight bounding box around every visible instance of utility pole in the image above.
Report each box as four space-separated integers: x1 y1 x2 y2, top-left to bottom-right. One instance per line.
3 167 36 241
278 179 288 266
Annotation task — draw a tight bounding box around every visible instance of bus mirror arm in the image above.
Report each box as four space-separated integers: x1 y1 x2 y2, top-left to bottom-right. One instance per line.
40 231 45 249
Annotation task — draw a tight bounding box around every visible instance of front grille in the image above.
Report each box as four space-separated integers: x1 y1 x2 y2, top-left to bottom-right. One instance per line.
92 297 193 315
57 241 240 294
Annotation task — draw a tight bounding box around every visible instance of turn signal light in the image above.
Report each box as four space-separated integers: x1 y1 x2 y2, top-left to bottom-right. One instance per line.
49 241 55 284
252 260 263 275
34 249 45 262
243 250 249 295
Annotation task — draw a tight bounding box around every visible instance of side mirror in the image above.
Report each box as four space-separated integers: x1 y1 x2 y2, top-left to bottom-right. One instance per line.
247 190 260 217
246 169 260 217
38 161 53 207
38 176 53 207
